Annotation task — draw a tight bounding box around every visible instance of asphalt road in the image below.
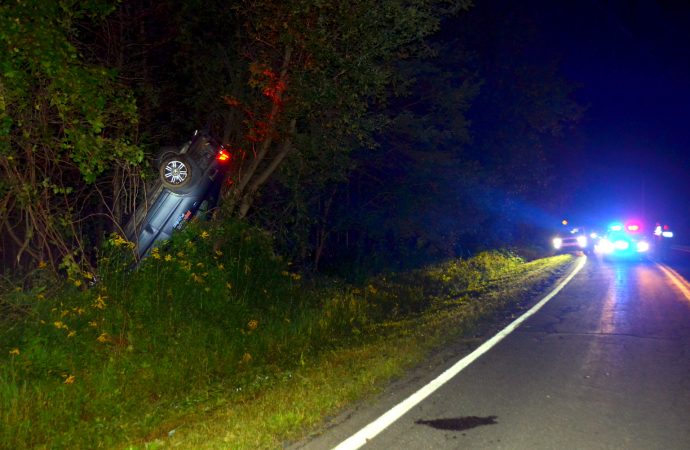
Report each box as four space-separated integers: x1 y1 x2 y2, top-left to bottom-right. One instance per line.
295 251 690 450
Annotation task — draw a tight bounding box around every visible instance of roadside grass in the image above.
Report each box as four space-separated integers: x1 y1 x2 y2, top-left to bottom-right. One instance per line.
151 252 574 449
0 221 573 449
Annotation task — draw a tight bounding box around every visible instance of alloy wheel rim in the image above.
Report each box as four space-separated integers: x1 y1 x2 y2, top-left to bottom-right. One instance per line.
164 160 188 185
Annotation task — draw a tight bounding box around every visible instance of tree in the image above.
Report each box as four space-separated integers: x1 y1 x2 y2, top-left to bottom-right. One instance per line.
446 1 585 246
168 0 472 218
0 0 142 272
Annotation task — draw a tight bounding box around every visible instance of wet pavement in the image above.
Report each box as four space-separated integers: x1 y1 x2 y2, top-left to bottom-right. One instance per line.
294 253 690 449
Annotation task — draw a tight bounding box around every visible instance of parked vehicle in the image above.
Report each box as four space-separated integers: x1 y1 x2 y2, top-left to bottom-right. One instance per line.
552 225 591 254
124 131 232 259
594 222 651 260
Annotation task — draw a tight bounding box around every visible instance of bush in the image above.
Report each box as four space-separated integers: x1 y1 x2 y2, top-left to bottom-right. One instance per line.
0 226 556 448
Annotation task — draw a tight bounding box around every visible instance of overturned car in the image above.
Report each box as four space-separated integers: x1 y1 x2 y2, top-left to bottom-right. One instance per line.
124 131 232 259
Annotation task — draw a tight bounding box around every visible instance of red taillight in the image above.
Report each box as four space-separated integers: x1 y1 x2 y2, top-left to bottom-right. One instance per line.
216 149 231 162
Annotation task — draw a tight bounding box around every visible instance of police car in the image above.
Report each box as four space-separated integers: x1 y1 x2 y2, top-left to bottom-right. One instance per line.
594 222 651 259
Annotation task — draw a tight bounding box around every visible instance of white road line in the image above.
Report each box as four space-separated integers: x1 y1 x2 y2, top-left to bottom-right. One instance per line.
333 255 587 450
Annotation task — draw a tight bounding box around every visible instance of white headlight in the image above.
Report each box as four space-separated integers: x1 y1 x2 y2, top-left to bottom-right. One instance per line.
636 241 650 252
553 237 562 249
614 240 629 250
577 236 588 248
662 231 674 238
597 239 614 254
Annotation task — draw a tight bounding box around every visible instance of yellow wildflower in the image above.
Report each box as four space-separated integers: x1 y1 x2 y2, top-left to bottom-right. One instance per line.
241 352 252 363
97 332 110 343
290 273 301 281
247 320 259 331
177 251 185 258
9 348 20 356
63 374 76 385
93 295 107 310
73 279 82 287
281 271 289 276
36 293 45 300
53 321 68 330
367 284 378 294
164 254 173 262
61 310 70 318
215 249 223 257
191 273 204 283
88 321 98 328
68 330 77 338
226 282 232 290
201 231 210 239
38 260 47 269
217 263 225 270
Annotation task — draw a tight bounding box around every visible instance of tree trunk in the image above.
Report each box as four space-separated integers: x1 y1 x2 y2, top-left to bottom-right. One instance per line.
226 45 293 217
237 118 296 218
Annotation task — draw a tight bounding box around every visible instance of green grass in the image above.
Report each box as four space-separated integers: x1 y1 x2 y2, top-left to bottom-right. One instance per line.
0 220 574 449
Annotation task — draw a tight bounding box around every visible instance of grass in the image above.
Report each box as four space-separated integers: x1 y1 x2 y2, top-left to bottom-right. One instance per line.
0 220 574 449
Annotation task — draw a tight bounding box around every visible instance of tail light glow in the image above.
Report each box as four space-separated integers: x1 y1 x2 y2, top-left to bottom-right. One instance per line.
216 149 231 162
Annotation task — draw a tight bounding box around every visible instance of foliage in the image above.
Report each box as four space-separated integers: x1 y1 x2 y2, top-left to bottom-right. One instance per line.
0 0 143 271
0 0 582 278
242 2 583 273
0 217 572 447
449 1 585 244
167 0 473 223
311 46 483 274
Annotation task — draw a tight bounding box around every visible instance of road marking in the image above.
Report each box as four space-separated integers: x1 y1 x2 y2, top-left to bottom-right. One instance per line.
333 256 587 450
657 263 690 302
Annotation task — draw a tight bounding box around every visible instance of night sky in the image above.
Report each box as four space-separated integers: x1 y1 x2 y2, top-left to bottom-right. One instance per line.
538 0 690 233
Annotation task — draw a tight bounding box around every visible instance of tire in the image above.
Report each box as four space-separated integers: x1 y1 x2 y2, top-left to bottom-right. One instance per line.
154 146 178 169
160 154 193 190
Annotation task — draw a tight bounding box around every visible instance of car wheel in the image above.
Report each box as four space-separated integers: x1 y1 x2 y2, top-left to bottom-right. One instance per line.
160 155 192 190
154 146 178 169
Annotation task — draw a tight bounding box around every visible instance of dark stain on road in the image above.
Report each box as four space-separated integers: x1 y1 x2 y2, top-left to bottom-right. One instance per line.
415 415 498 431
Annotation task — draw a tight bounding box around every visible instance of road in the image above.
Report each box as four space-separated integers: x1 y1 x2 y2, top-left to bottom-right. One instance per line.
295 251 690 450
